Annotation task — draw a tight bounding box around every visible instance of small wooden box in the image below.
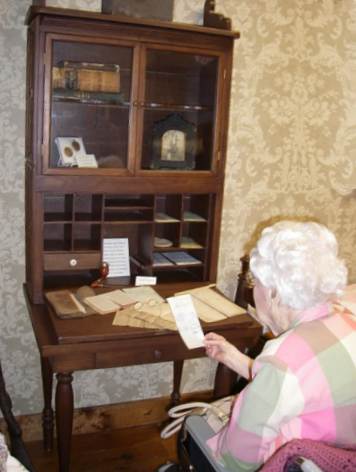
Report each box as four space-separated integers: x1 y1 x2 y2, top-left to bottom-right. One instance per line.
102 0 174 21
52 61 120 93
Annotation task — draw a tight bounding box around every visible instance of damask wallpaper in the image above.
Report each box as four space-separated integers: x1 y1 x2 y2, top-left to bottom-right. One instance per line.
0 0 355 416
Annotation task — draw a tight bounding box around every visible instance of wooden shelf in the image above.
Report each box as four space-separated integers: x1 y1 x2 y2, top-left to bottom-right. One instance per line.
143 103 210 112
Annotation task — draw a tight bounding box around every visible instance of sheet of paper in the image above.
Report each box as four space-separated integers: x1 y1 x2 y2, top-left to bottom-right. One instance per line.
191 297 227 322
122 286 164 304
167 294 204 349
102 238 130 278
175 285 245 318
105 289 135 307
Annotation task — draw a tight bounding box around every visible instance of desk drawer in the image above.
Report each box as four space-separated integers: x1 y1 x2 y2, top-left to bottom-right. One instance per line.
44 252 101 271
95 340 196 368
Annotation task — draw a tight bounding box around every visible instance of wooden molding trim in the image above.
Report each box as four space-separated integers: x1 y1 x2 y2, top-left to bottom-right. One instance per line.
1 390 213 442
203 0 232 30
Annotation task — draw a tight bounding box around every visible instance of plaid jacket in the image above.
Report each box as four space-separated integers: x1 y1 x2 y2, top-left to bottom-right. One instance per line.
207 303 356 471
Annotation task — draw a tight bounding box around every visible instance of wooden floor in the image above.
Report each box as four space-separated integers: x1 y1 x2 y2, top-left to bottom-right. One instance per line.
26 423 178 472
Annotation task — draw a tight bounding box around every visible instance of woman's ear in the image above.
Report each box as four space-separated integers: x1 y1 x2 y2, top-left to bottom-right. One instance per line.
270 292 296 334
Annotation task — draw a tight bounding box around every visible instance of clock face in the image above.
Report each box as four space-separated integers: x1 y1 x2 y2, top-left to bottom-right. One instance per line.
150 113 196 170
161 129 186 162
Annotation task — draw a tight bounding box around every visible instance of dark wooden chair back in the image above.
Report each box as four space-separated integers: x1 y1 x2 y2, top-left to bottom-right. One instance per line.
0 362 35 471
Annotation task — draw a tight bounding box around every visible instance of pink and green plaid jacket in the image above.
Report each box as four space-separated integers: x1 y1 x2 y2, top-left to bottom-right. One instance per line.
207 302 356 471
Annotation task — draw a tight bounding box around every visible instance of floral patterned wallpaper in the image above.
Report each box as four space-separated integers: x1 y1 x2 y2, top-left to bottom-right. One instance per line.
0 0 355 416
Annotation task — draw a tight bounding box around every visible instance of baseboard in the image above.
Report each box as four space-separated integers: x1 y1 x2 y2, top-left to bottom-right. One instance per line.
3 390 214 442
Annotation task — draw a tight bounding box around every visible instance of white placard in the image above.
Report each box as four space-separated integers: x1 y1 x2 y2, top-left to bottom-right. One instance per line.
135 276 157 286
75 153 98 168
167 294 204 349
102 238 130 278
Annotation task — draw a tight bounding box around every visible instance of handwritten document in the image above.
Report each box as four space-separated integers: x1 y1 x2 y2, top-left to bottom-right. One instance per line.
102 238 130 278
167 294 205 349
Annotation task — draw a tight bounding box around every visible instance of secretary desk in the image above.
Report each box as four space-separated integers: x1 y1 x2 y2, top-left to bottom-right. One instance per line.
24 5 261 471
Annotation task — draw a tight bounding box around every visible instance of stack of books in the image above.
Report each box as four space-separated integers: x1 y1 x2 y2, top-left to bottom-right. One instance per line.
152 253 174 267
161 251 202 266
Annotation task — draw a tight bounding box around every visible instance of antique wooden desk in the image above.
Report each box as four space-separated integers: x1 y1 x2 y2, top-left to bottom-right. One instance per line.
23 7 257 471
24 283 261 472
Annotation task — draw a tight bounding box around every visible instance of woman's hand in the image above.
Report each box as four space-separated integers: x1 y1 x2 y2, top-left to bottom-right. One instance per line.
204 332 237 365
204 332 253 380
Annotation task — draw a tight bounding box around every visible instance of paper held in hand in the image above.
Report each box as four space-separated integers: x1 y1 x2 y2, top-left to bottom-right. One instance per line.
167 294 205 349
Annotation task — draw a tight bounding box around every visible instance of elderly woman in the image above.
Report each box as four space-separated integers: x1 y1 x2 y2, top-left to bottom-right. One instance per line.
204 221 356 471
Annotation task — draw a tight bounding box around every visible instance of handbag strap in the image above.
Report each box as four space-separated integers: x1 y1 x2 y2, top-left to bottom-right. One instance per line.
161 416 186 439
167 401 211 418
161 402 211 439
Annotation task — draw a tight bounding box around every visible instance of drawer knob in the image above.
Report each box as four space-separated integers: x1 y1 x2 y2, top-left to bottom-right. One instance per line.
69 258 78 267
154 349 162 360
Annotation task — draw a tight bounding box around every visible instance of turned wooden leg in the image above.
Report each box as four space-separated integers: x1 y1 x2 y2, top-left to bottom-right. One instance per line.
56 372 73 472
171 360 184 405
213 363 237 398
41 358 54 451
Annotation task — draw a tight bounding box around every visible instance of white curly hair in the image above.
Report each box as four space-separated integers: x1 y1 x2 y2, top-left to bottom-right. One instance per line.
249 221 347 310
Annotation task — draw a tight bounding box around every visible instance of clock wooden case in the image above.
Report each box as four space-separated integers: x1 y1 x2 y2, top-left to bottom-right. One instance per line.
25 5 238 303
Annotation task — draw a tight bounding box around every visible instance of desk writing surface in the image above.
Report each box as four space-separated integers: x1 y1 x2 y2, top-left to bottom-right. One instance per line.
47 308 254 345
40 282 253 345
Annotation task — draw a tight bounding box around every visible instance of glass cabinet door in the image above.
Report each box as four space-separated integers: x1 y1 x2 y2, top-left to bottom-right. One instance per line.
140 48 219 172
48 39 134 171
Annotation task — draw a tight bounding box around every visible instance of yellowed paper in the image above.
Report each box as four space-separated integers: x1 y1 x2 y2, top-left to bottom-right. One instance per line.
122 286 165 304
105 289 135 307
84 293 119 314
112 304 177 331
175 286 245 318
191 297 227 322
112 310 131 326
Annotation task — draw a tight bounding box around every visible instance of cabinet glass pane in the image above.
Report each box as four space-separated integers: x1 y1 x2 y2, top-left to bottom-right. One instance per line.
49 41 133 169
141 49 218 171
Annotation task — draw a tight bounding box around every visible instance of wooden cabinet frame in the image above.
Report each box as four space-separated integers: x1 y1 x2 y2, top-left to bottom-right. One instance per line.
25 6 238 303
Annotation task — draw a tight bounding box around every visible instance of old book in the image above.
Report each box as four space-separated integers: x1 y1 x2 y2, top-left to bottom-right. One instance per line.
152 252 174 267
75 286 97 315
161 251 201 266
53 62 120 93
45 290 87 318
84 293 120 315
